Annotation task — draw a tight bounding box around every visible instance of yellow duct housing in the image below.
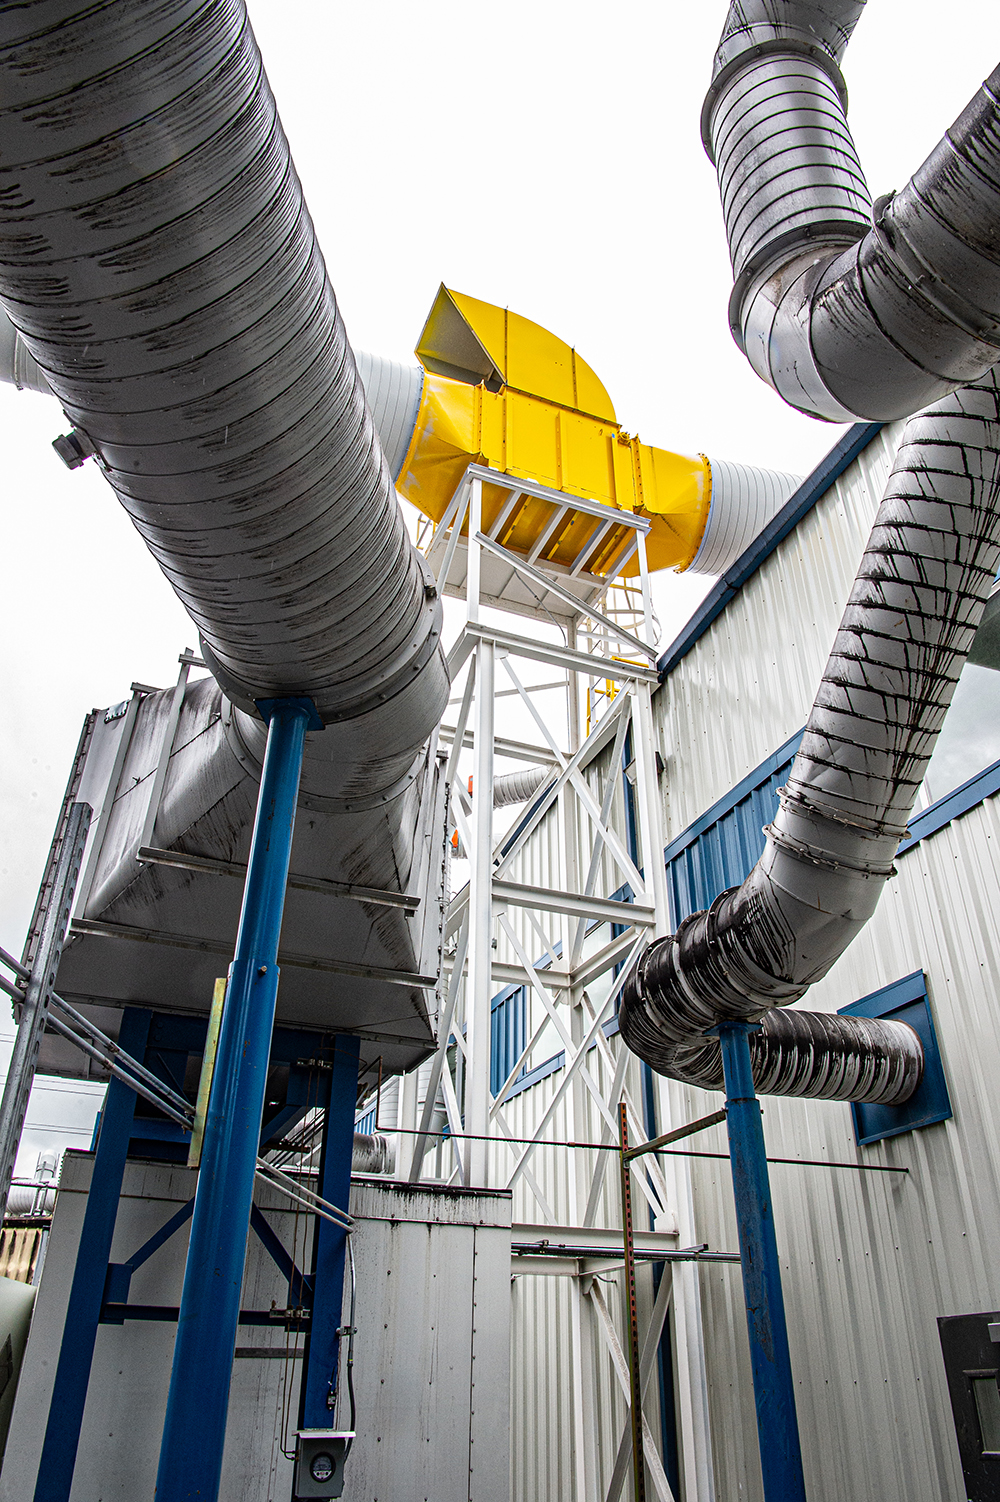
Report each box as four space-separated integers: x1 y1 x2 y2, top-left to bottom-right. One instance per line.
396 286 711 577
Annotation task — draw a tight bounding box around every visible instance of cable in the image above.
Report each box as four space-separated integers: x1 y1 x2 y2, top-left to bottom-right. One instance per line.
328 1233 358 1455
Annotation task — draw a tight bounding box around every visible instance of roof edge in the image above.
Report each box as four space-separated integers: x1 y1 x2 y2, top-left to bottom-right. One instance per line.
656 422 884 680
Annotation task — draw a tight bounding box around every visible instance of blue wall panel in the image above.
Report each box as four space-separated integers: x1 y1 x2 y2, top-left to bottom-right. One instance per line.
665 734 802 927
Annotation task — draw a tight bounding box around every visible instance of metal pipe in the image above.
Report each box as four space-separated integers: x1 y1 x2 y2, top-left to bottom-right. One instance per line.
0 1 447 761
645 1006 923 1105
155 698 314 1502
717 1022 806 1502
704 2 1000 420
0 803 90 1218
622 372 1000 1071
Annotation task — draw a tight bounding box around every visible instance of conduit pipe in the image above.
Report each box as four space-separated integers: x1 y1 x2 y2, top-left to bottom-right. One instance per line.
621 371 1000 1082
705 0 1000 421
0 0 447 778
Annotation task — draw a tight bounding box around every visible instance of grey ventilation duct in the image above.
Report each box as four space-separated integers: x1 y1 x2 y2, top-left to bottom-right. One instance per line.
705 0 1000 422
621 370 1000 1092
620 3 1000 1097
665 1007 922 1105
0 0 447 775
493 767 551 809
689 458 802 574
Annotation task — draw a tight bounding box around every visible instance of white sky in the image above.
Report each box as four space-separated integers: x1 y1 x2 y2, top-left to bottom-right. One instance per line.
0 0 996 1161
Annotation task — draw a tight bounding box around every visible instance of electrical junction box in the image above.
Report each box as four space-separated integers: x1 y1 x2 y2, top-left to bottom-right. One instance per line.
293 1431 353 1499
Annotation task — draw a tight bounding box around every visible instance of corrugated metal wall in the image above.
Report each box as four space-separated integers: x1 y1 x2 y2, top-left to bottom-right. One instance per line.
649 416 1000 1501
496 413 1000 1501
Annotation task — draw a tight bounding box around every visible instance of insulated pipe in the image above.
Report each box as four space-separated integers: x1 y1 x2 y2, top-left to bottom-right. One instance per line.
661 1007 922 1104
705 1 1000 420
621 371 1000 1072
0 0 447 766
689 458 802 574
492 766 551 809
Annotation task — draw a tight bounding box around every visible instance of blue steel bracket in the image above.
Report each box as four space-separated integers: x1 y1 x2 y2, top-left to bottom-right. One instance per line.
250 1205 313 1307
839 970 952 1144
255 695 324 731
101 1199 196 1324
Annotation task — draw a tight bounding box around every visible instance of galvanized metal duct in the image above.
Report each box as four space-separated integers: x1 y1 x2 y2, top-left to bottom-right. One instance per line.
493 767 551 809
621 371 1000 1082
0 0 447 778
689 458 802 574
0 295 424 480
705 0 1000 420
661 1007 922 1105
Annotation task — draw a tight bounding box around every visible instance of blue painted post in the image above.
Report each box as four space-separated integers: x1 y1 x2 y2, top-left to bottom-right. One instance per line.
717 1021 807 1502
33 1007 152 1502
300 1034 361 1426
155 698 318 1502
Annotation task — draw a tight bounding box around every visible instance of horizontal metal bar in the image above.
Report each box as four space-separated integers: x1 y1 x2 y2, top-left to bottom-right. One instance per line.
100 1305 312 1327
0 945 28 981
512 1222 677 1255
69 919 437 988
492 879 655 928
466 465 651 532
49 993 193 1116
473 534 657 660
511 1244 741 1265
438 724 563 766
624 1109 728 1160
136 848 419 911
440 956 570 990
461 621 659 683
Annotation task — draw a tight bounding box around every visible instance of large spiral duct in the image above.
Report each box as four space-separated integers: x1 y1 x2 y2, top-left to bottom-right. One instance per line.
666 1007 922 1105
621 4 1000 1097
622 366 1000 1086
705 0 1000 421
0 0 447 774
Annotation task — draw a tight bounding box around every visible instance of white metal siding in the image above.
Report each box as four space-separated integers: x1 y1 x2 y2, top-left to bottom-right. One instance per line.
650 418 1000 1501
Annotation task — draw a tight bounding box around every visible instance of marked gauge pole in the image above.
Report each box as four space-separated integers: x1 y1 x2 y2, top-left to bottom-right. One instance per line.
618 1102 647 1502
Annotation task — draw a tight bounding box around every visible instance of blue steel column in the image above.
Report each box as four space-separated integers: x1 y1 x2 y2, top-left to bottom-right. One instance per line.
299 1034 360 1426
156 698 317 1502
717 1021 807 1502
33 1006 151 1502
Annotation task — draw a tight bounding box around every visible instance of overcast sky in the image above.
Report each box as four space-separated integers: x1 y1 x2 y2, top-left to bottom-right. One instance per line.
0 2 997 1124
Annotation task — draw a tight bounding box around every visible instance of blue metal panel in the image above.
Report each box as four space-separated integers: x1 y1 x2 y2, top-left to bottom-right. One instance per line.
300 1035 360 1426
491 985 527 1096
717 1022 807 1502
33 1007 151 1502
839 972 952 1144
898 756 1000 854
665 734 802 928
156 697 316 1502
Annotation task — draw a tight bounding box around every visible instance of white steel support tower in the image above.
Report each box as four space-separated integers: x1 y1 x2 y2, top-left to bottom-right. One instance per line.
387 464 716 1502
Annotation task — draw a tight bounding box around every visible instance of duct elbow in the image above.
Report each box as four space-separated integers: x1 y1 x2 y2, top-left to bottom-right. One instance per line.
708 6 1000 421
